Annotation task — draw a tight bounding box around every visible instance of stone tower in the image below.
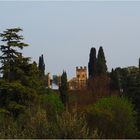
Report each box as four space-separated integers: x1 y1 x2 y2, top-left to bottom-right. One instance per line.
76 66 87 89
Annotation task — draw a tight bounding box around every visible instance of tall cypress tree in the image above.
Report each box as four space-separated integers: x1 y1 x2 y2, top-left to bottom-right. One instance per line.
38 54 45 76
59 71 68 107
88 47 97 78
97 46 107 75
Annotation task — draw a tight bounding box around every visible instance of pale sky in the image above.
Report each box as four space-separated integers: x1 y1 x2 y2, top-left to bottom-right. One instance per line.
0 1 140 79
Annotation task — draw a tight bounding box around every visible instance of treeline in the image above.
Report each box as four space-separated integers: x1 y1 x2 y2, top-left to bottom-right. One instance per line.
87 46 140 136
0 27 139 138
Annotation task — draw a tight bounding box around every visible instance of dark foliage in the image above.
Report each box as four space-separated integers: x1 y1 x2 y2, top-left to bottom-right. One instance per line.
38 54 45 76
97 46 107 75
0 28 28 81
59 71 68 107
88 47 97 78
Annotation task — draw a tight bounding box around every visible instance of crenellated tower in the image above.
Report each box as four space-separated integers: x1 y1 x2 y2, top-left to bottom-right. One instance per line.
76 66 87 89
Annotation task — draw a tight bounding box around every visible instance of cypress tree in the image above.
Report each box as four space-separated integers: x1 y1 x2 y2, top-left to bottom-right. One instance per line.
97 46 107 75
59 71 68 107
88 47 97 78
38 54 45 76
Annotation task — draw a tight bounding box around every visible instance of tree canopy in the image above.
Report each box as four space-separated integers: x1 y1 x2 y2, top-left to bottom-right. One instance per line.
97 46 107 75
38 54 45 76
59 71 68 107
88 47 97 78
0 28 28 81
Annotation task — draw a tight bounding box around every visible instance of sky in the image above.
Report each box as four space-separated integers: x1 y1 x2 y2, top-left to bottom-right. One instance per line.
0 1 140 79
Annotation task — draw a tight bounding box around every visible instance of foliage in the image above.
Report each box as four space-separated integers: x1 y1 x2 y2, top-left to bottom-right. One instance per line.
85 96 138 138
0 114 19 138
0 28 46 118
22 110 100 139
0 27 140 139
88 75 110 97
0 28 28 81
110 68 120 91
88 47 97 78
0 80 37 116
38 54 45 76
117 66 140 130
88 47 109 98
40 89 64 121
113 67 140 129
97 46 107 75
59 71 68 107
53 112 90 139
0 107 101 139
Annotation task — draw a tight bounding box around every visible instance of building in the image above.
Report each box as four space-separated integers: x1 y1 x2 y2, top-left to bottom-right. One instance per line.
68 66 87 90
47 73 51 88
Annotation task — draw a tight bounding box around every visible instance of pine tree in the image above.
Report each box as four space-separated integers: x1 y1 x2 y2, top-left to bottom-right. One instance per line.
97 46 107 75
88 47 97 78
59 71 68 107
38 54 45 76
0 28 28 80
0 28 42 116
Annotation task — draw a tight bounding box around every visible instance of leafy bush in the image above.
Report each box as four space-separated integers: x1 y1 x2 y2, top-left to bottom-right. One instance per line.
40 89 64 121
0 108 99 139
0 114 19 138
53 112 89 139
85 96 138 138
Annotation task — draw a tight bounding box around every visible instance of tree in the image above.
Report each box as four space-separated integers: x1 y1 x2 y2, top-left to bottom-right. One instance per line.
59 71 68 107
88 47 97 78
0 28 28 81
0 80 37 117
110 68 120 91
0 28 45 117
111 66 140 131
88 47 109 96
38 54 45 76
86 97 138 138
97 46 107 75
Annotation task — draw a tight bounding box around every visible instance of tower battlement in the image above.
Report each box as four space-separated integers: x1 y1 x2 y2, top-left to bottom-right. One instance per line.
76 66 87 80
76 66 87 71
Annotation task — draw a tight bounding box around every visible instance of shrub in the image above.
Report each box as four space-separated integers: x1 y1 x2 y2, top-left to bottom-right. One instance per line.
40 90 64 121
85 96 138 138
53 112 89 139
0 114 19 139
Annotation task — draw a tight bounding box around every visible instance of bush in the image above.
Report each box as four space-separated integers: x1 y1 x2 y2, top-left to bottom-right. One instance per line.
0 114 19 138
0 106 101 139
21 108 49 139
40 90 64 121
85 96 138 138
53 112 89 139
